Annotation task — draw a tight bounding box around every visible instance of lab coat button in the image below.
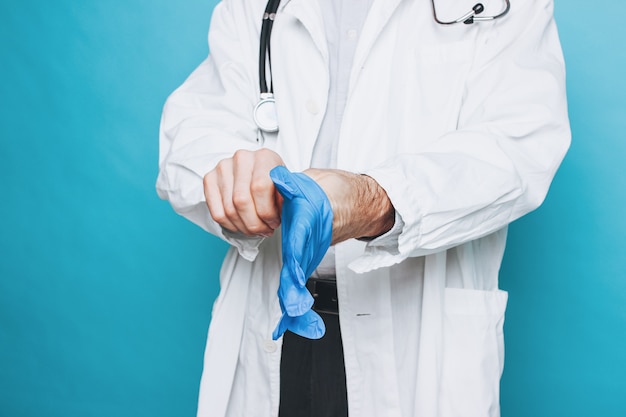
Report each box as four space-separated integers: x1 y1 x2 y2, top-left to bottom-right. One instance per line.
306 100 319 115
263 340 277 353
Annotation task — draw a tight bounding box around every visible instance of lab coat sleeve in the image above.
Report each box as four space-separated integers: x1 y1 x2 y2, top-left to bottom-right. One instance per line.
351 0 570 272
156 1 265 261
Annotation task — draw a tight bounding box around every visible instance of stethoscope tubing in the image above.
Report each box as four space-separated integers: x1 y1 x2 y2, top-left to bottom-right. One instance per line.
259 0 282 94
255 0 511 132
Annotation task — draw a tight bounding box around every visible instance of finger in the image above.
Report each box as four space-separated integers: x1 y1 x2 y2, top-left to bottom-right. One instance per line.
279 190 321 284
279 259 313 316
293 309 326 340
272 309 326 340
231 150 274 236
284 219 313 287
215 158 248 233
272 313 291 340
287 173 334 274
250 166 281 230
204 169 239 232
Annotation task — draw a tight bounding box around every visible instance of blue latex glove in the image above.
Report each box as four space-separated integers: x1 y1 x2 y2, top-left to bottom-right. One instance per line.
269 166 333 340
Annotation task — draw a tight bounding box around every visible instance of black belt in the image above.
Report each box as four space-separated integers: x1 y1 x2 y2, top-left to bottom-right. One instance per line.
306 278 339 315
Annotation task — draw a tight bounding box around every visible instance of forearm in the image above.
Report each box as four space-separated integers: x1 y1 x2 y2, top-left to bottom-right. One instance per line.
304 169 395 245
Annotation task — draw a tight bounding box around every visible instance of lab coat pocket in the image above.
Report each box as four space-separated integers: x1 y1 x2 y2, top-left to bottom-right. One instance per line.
440 287 508 417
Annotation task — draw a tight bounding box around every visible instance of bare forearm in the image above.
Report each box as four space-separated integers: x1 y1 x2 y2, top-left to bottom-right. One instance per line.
304 169 395 245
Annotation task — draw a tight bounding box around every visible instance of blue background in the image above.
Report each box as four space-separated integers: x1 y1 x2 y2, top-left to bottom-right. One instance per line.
1 0 624 416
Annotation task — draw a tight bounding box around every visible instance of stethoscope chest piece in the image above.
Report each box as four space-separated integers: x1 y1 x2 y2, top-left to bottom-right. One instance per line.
254 94 279 133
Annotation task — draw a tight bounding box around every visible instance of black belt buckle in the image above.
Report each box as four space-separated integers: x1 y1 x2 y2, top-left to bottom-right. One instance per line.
306 278 339 315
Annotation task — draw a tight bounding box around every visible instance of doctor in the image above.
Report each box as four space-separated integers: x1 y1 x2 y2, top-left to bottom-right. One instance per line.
156 0 570 415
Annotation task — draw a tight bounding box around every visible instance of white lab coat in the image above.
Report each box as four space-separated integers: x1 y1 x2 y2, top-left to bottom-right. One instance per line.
156 0 570 415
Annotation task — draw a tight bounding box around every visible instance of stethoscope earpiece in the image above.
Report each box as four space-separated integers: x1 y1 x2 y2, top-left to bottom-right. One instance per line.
431 0 510 25
463 3 485 24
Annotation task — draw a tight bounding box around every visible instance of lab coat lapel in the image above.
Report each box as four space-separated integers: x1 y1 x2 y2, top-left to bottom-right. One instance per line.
350 0 405 91
271 0 329 171
279 0 328 63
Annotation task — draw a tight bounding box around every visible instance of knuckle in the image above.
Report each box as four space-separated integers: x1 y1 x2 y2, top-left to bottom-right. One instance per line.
208 204 230 227
231 191 250 209
233 149 251 162
250 177 272 195
261 147 279 158
215 160 230 175
256 148 272 158
222 204 238 219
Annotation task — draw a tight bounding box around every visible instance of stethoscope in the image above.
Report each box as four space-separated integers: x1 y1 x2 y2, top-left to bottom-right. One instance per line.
432 0 510 24
254 0 511 132
253 0 282 133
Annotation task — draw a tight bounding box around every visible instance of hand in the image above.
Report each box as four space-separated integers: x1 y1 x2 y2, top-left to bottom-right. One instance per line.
304 169 395 244
203 149 285 237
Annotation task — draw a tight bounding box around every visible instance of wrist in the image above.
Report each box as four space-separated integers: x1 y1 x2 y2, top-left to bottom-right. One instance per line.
304 169 394 244
355 174 395 240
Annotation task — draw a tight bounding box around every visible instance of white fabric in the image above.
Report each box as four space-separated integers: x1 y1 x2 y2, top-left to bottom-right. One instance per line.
311 0 373 169
156 0 570 416
311 0 374 279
